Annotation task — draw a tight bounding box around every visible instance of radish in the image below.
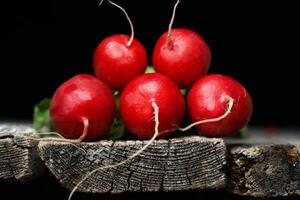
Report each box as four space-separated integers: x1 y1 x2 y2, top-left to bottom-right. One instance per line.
69 74 175 199
93 0 147 90
50 74 116 141
187 74 253 137
68 74 251 200
152 0 211 88
67 2 251 198
120 73 186 139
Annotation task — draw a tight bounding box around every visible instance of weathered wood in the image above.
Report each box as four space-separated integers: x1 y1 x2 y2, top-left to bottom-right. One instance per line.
2 122 300 198
38 136 226 193
226 129 300 197
0 123 44 181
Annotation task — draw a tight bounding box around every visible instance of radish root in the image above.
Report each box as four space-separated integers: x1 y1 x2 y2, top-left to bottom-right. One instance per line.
98 0 104 6
68 102 160 200
99 0 134 47
76 117 89 142
33 117 90 154
34 136 87 155
167 0 180 47
34 117 89 143
150 96 235 135
66 97 233 199
178 96 234 132
34 132 65 139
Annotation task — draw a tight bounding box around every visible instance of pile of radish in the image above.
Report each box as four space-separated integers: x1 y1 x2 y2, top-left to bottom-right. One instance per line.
44 1 253 198
49 0 252 142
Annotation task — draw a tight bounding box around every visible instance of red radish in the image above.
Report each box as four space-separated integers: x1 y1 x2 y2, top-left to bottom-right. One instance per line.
152 0 211 88
69 100 161 200
187 74 253 137
93 0 147 90
50 74 116 141
120 73 186 139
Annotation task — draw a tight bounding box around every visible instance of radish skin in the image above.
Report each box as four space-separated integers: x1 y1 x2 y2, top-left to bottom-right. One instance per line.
188 74 253 137
152 0 211 88
68 102 160 200
120 73 186 139
94 0 147 90
50 74 116 141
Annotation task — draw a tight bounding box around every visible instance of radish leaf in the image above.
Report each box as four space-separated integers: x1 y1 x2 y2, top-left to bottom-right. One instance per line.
107 117 124 140
230 126 249 139
145 66 155 73
33 98 54 132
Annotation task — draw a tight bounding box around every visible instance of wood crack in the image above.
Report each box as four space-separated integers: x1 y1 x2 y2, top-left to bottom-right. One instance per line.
3 123 300 198
160 139 170 191
228 144 300 197
0 124 43 181
38 136 226 193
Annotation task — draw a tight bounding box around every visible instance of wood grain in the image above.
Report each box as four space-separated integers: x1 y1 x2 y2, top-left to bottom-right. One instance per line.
2 123 300 198
38 136 226 193
0 123 44 181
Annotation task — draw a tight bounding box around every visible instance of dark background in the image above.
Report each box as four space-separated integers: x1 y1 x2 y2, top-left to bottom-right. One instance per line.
1 0 299 127
1 1 300 199
0 172 298 200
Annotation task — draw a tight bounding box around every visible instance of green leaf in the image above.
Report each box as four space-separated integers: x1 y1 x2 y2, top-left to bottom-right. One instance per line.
145 65 155 73
113 90 121 112
180 89 187 96
230 126 249 139
107 117 124 140
106 91 124 140
33 98 54 132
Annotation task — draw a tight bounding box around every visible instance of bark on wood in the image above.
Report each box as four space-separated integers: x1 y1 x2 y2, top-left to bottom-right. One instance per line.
228 144 300 197
0 123 44 181
38 136 226 193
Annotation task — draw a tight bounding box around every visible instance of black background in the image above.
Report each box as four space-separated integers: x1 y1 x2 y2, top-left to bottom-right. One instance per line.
1 0 299 127
1 1 300 199
0 172 298 200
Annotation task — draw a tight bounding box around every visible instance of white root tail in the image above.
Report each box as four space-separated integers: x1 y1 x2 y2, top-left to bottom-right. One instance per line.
167 0 180 47
34 117 90 155
67 102 160 200
34 132 65 139
34 116 89 142
76 117 89 142
67 96 234 200
178 96 235 132
99 0 134 47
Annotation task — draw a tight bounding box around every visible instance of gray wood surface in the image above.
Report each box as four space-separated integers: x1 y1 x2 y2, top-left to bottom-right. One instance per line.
0 123 44 181
225 128 300 197
38 136 226 193
1 123 300 197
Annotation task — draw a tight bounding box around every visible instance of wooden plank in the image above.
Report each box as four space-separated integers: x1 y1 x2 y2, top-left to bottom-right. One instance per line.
226 129 300 197
0 123 44 181
2 122 300 198
38 136 226 193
